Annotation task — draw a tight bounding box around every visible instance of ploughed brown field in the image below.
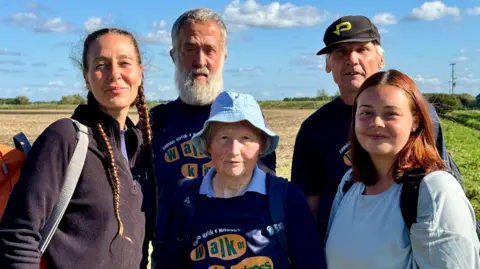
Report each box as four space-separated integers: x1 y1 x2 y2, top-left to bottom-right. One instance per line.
0 109 310 179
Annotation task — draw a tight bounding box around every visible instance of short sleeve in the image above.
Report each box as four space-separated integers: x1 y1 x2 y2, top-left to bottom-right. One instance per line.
291 123 324 196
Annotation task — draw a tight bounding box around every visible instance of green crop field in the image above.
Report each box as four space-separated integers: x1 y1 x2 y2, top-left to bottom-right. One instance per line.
441 118 480 215
444 110 480 131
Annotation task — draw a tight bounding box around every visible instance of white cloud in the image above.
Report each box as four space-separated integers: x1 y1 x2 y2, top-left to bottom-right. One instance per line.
466 7 480 15
48 80 65 86
0 48 21 56
452 49 470 63
84 17 103 33
4 12 37 26
290 53 324 70
34 17 75 33
373 13 397 25
457 76 480 84
226 66 260 73
141 30 170 45
227 23 249 32
407 1 460 21
152 20 167 29
141 20 171 45
379 28 388 34
452 55 469 63
157 84 175 92
222 0 326 31
3 11 75 33
414 75 442 85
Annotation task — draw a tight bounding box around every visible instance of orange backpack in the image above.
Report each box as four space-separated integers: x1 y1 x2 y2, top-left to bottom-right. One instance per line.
0 120 89 268
0 144 25 222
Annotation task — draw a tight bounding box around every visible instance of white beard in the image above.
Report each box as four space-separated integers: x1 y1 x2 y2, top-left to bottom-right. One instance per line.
174 57 224 106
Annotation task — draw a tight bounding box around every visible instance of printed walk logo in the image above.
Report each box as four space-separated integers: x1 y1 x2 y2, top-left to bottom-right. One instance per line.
191 234 246 261
339 142 352 166
163 138 212 178
191 234 274 269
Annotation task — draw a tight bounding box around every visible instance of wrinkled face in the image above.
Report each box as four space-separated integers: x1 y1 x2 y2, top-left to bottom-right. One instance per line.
173 20 225 105
208 121 264 179
326 42 384 94
355 85 417 158
84 33 142 112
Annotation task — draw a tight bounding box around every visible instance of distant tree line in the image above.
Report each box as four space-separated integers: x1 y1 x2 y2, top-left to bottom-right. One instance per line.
282 90 480 115
283 89 339 102
0 94 87 105
1 92 479 114
424 93 480 114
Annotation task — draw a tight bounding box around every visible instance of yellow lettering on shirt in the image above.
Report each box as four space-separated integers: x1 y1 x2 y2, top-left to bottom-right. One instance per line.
231 256 273 269
207 234 246 260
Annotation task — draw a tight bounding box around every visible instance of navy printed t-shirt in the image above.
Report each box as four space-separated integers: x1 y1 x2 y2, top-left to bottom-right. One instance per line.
148 98 277 267
290 97 448 243
164 171 324 269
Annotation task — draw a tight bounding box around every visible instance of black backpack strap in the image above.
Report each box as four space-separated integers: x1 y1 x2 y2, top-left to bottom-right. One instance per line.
13 132 32 155
178 177 203 242
400 181 421 231
341 169 355 195
266 174 290 262
342 180 354 194
400 172 425 231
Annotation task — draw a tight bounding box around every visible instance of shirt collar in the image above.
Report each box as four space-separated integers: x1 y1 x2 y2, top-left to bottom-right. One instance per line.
199 165 267 198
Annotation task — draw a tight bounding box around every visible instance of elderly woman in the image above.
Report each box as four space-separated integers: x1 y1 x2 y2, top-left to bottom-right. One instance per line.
162 91 324 269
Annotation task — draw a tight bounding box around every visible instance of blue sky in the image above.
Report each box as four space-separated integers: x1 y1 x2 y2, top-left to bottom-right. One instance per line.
0 0 479 101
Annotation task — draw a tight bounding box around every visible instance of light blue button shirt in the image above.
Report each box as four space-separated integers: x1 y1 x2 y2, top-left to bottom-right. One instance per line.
199 165 267 198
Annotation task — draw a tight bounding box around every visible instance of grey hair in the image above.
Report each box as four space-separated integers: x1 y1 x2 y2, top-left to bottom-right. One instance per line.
171 8 228 57
325 41 384 65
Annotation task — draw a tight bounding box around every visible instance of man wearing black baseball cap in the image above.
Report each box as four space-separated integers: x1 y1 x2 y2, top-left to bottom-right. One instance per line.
316 15 381 55
291 15 451 250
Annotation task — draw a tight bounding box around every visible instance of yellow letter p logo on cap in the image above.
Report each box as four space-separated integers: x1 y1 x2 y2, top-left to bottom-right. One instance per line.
333 22 352 36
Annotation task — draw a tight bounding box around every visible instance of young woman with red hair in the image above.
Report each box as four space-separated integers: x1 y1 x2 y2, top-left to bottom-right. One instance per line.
325 69 479 269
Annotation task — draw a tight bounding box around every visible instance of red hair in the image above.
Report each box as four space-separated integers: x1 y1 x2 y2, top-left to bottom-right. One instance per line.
349 69 446 185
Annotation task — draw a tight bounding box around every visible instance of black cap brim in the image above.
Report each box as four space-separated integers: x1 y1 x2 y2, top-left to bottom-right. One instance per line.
316 37 378 55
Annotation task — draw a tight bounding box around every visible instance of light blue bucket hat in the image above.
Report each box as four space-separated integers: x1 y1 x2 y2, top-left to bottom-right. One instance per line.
192 91 279 157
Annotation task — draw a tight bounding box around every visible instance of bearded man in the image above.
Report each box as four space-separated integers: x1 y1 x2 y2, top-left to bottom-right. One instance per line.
146 8 276 269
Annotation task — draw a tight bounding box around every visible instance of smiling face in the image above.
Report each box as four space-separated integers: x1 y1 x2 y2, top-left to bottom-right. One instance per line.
208 121 264 180
355 84 418 158
84 33 142 114
326 41 384 95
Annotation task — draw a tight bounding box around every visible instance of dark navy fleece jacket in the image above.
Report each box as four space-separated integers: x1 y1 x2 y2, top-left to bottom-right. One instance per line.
0 104 151 269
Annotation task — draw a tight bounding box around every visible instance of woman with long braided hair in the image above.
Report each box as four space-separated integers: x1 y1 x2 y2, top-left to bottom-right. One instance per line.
0 28 155 269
